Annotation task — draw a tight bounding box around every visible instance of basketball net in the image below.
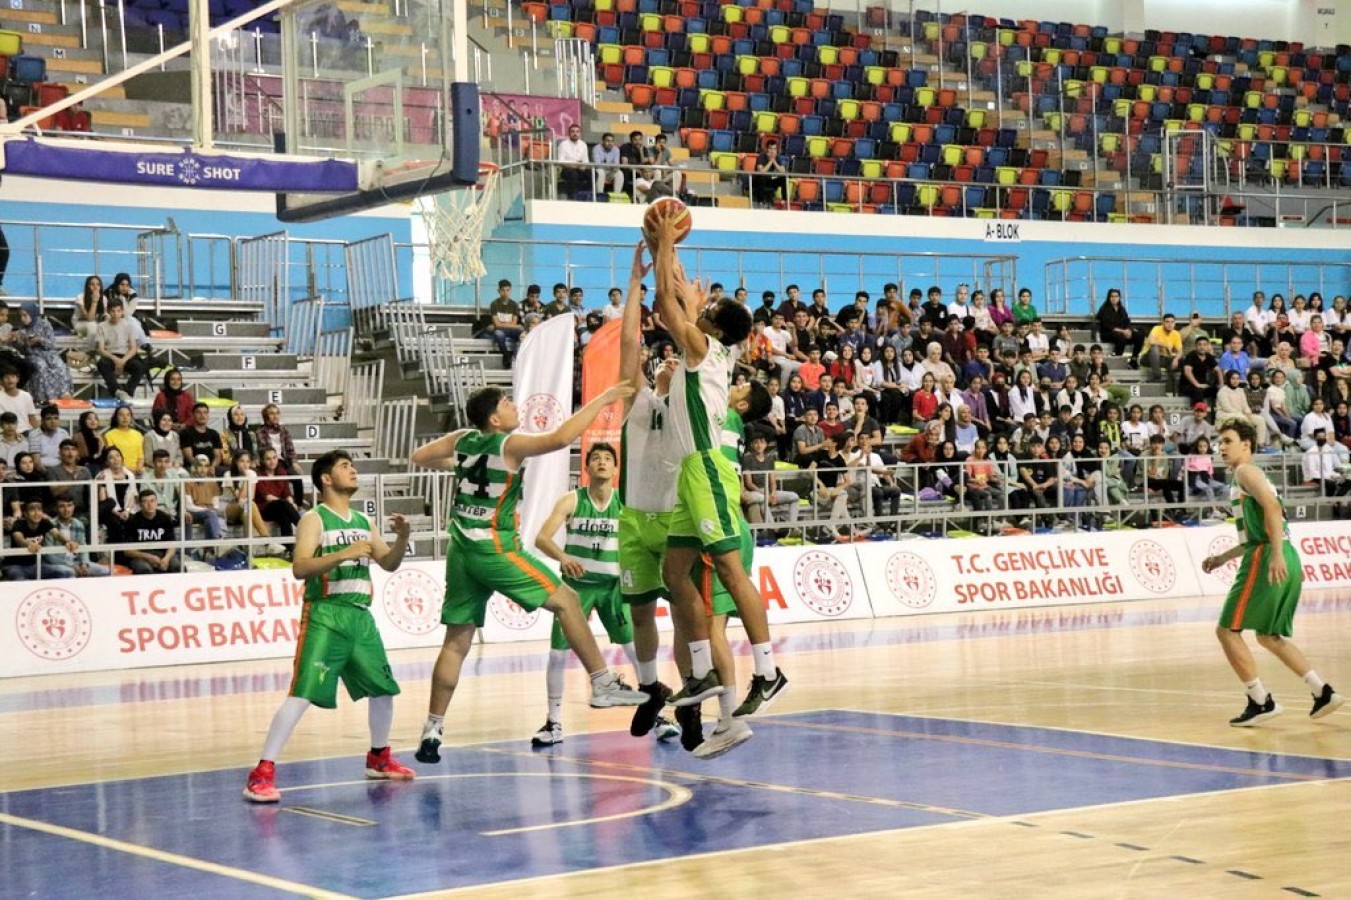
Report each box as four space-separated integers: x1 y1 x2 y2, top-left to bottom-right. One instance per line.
422 164 499 284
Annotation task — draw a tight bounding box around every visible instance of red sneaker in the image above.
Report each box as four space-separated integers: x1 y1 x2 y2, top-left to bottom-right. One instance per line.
243 760 281 803
365 748 415 781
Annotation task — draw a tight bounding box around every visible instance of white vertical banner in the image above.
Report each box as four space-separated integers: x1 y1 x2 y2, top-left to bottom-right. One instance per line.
511 314 576 556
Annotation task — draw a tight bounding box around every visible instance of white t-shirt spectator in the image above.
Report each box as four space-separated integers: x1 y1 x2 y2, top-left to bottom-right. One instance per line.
0 388 38 434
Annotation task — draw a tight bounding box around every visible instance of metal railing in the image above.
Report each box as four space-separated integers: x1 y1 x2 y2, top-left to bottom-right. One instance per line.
6 450 1337 579
421 230 1018 313
1044 256 1351 320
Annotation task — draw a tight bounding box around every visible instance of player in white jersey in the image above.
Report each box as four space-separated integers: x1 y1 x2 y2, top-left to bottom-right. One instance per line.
614 243 702 747
647 206 788 744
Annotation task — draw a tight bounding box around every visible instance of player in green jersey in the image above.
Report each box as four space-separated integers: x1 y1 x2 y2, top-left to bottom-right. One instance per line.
244 450 414 803
1201 420 1343 726
409 381 648 764
531 441 680 747
647 206 787 759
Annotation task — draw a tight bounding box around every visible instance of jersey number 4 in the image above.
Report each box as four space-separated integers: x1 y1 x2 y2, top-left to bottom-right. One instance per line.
458 454 492 499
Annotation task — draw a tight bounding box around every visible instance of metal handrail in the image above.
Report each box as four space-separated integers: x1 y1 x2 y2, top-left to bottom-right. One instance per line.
1044 255 1351 319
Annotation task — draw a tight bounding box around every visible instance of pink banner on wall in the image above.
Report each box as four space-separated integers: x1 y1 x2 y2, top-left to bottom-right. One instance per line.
481 92 582 150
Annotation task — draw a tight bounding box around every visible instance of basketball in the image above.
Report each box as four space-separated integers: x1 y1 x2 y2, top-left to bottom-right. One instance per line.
643 196 692 245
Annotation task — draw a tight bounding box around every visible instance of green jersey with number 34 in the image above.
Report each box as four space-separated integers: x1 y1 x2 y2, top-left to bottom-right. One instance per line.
450 431 523 552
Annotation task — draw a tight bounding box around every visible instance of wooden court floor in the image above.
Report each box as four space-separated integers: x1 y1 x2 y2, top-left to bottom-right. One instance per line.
3 591 1349 898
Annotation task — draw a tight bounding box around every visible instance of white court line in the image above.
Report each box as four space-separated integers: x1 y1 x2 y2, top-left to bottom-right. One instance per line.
826 708 1351 763
379 777 1351 900
0 812 354 899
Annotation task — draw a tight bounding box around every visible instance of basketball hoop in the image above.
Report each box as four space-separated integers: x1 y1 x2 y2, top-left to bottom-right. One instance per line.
422 162 500 284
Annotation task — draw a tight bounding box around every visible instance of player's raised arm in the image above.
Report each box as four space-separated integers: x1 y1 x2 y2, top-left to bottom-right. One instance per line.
369 513 411 573
619 241 651 413
503 383 636 466
533 490 584 580
649 208 708 365
410 429 471 470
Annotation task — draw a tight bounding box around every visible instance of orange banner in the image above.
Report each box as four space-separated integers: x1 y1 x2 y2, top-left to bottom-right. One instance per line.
579 319 625 485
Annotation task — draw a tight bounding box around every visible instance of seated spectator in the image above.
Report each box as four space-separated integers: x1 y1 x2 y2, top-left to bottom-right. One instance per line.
143 411 185 471
844 395 882 446
1172 402 1217 455
97 446 138 543
28 405 68 472
117 489 182 575
1300 397 1336 451
854 431 900 523
1017 436 1057 510
0 368 38 434
48 495 110 577
953 405 979 455
820 402 845 443
1184 436 1227 515
751 139 788 207
183 453 226 552
1143 434 1183 523
1012 288 1038 325
1215 369 1267 450
963 438 999 527
1095 287 1143 362
183 402 225 472
1141 313 1184 386
927 440 964 505
257 403 298 472
877 345 921 425
1303 430 1350 517
94 299 147 402
255 447 302 540
740 433 800 528
152 368 196 429
1265 370 1300 444
48 439 92 517
223 404 256 469
556 123 589 197
807 432 851 541
902 419 943 465
103 404 145 474
74 410 105 472
14 304 73 404
141 449 182 514
1099 439 1129 506
591 132 624 196
9 451 52 518
7 499 74 579
481 279 523 365
72 275 105 339
1 411 26 467
1180 338 1220 407
1036 347 1069 391
224 451 269 541
792 407 826 462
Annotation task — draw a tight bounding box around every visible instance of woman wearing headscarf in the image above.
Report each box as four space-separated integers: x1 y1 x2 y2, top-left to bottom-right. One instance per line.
151 367 195 428
223 404 257 468
14 304 73 403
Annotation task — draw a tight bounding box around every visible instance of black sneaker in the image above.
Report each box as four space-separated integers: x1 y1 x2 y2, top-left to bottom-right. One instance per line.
674 703 703 752
1229 694 1284 727
415 721 443 764
734 668 789 718
668 671 725 707
630 681 671 737
1310 684 1345 720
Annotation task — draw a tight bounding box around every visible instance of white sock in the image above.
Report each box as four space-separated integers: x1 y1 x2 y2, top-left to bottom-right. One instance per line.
423 713 444 736
368 695 394 750
751 642 777 680
547 649 569 714
689 640 712 679
260 695 311 762
588 668 612 686
1302 670 1327 695
637 657 659 686
621 642 640 675
718 684 737 720
1244 678 1268 703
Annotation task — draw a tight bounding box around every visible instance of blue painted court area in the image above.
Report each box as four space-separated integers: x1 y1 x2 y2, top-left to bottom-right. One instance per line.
4 711 1349 899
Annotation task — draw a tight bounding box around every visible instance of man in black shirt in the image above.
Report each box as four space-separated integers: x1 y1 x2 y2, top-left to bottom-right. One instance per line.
482 278 522 364
183 403 223 470
919 286 950 330
751 139 788 208
753 290 777 325
808 432 851 540
6 499 75 579
1180 337 1220 407
118 489 182 574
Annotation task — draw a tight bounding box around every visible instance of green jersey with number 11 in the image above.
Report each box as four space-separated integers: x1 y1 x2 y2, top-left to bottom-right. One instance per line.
450 431 523 552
